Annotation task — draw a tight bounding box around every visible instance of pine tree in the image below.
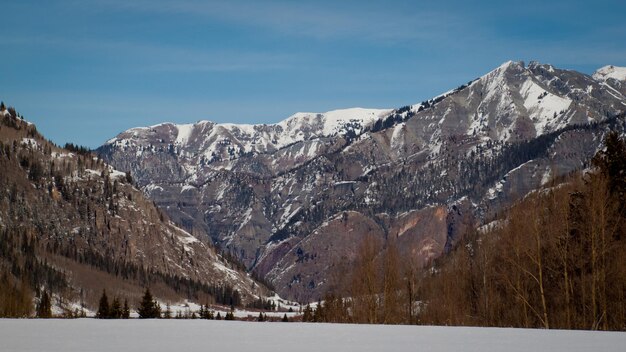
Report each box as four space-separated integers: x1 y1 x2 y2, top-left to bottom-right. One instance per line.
96 290 110 319
110 297 122 319
198 304 205 319
215 312 222 320
302 304 313 322
122 299 130 319
282 314 289 322
313 301 323 322
164 304 172 319
593 131 626 209
137 288 161 319
36 289 52 318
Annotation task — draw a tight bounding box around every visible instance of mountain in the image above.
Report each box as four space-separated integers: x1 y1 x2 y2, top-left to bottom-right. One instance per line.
0 107 269 315
97 61 626 302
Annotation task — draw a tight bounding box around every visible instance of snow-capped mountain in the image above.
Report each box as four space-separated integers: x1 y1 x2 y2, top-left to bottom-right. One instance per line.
593 65 626 97
98 61 626 302
104 107 390 172
593 65 626 82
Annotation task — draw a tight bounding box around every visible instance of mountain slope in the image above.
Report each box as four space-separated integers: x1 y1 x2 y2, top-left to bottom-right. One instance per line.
0 106 268 314
98 61 626 302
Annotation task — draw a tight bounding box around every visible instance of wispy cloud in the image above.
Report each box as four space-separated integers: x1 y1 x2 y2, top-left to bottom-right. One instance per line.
0 33 297 73
80 0 468 45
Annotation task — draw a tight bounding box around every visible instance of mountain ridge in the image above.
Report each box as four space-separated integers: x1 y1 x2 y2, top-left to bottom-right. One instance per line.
98 60 626 301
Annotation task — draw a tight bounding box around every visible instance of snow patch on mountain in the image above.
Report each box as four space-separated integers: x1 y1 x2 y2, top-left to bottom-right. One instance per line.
519 79 571 135
175 123 195 144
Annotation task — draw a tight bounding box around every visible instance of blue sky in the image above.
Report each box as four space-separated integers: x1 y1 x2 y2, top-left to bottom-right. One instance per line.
1 0 625 148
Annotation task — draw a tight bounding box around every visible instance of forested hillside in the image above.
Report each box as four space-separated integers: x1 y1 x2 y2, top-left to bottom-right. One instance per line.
306 132 626 330
0 104 267 317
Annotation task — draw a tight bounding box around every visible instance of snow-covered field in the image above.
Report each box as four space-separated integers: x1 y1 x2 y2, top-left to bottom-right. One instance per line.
1 319 624 352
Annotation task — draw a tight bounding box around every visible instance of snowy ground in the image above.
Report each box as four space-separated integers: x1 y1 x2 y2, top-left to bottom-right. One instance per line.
1 319 624 352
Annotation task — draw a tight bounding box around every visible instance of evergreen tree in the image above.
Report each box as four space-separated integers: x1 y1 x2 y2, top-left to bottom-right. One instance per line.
164 304 172 319
302 304 313 322
215 312 222 320
198 304 205 319
122 299 130 319
593 131 626 207
282 314 289 322
96 290 110 319
257 312 265 322
313 301 323 322
137 288 161 319
225 310 235 320
110 297 122 319
36 289 52 318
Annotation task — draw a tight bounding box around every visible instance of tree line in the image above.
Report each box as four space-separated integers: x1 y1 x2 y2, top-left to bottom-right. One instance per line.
305 132 626 330
416 132 626 330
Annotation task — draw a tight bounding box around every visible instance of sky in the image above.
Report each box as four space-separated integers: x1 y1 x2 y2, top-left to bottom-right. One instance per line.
1 0 625 148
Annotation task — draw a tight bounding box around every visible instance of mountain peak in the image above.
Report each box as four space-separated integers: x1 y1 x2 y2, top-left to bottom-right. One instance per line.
495 60 525 72
593 65 626 82
477 60 526 87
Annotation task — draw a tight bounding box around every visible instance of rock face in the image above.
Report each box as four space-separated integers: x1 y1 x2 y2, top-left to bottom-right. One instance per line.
97 61 626 302
0 109 267 309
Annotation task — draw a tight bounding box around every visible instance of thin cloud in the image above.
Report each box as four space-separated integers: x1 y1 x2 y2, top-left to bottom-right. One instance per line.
0 33 298 73
82 0 468 45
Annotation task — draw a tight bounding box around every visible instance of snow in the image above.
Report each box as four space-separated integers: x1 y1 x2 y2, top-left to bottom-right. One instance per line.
212 260 241 281
276 107 390 146
541 167 553 186
20 138 38 147
602 82 626 100
84 169 102 177
175 123 195 145
519 79 571 135
264 293 301 312
237 208 253 231
1 320 624 352
390 123 405 150
478 219 507 233
51 151 72 159
218 122 257 136
110 107 391 164
145 183 164 192
109 170 127 179
593 65 626 82
486 180 504 200
181 184 196 193
175 229 199 245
